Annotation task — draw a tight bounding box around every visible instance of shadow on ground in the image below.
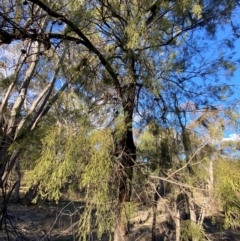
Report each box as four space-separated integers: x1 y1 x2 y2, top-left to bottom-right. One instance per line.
1 202 240 241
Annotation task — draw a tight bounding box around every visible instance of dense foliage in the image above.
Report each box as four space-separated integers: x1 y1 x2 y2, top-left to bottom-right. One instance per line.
0 0 240 240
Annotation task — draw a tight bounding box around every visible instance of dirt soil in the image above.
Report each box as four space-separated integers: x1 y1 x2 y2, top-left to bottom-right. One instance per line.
0 201 240 241
0 201 82 241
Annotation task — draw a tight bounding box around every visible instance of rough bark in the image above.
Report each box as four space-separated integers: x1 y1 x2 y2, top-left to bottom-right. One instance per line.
114 119 136 241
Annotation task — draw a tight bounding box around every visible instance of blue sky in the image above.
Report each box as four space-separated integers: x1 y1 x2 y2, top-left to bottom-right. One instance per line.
1 11 240 141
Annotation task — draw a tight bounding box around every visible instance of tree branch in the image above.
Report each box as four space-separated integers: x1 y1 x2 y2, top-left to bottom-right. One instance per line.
28 0 123 100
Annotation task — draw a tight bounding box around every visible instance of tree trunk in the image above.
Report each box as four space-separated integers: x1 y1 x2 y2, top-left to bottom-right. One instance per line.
12 157 21 203
21 183 39 205
152 185 159 241
114 168 130 241
186 192 198 241
198 156 214 227
114 213 130 241
208 157 214 193
175 209 180 241
114 125 136 241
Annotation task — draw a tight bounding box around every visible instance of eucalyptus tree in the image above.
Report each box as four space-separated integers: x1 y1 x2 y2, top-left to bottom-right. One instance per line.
1 0 240 241
0 3 75 226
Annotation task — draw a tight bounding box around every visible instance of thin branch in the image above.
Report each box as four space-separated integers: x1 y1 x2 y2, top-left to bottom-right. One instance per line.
166 140 210 180
28 0 123 100
148 175 205 191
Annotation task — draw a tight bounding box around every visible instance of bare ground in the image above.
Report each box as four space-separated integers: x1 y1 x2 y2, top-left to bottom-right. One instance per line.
0 200 239 241
0 201 81 241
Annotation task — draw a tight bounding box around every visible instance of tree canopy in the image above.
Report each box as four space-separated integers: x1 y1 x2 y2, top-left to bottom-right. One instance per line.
0 0 240 241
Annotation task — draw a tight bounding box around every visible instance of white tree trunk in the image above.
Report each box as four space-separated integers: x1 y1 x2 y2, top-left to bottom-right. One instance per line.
175 209 180 241
7 41 40 137
114 217 129 241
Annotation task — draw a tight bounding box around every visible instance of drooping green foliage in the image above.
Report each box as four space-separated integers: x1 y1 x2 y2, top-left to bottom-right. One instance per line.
78 129 117 240
25 121 90 201
24 109 118 239
214 158 240 229
1 0 240 240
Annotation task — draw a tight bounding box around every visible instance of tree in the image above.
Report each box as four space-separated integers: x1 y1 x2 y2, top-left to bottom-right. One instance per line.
0 0 240 240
